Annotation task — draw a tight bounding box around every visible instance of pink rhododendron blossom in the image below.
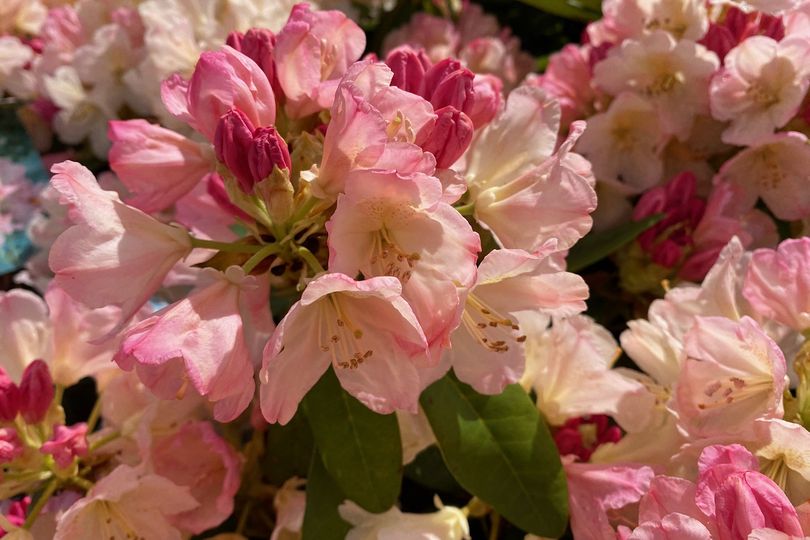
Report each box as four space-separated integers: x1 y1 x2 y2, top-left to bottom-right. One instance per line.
528 44 596 127
53 465 198 540
147 421 242 534
108 119 215 213
594 30 718 139
165 46 276 141
447 246 588 394
743 237 810 331
260 273 429 424
696 444 804 539
576 92 666 193
226 28 277 86
627 513 713 539
522 315 652 430
716 131 810 221
116 266 271 422
275 3 365 118
0 427 24 463
675 316 787 439
40 423 88 468
327 169 479 355
565 460 655 540
48 161 193 336
598 0 709 42
709 36 810 146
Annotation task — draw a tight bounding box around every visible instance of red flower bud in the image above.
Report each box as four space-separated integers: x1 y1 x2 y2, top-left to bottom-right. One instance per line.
0 367 20 422
248 126 291 182
18 360 54 424
226 28 277 84
422 106 474 169
385 46 431 96
424 59 475 112
214 109 256 192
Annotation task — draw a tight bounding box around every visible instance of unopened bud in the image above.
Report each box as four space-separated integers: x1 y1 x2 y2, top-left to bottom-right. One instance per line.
385 46 430 95
18 360 54 424
466 74 502 127
226 28 277 84
248 126 291 182
214 109 256 193
0 367 20 422
422 106 473 169
424 59 475 112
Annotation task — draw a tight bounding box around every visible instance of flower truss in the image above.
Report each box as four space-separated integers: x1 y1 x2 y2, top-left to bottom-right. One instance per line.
0 0 807 539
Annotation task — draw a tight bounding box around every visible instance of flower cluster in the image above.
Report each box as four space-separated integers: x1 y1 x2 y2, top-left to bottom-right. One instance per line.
0 0 808 538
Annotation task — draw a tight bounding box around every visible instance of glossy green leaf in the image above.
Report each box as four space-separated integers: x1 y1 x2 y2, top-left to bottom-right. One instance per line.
302 368 402 513
263 411 314 486
566 213 665 272
420 374 568 537
301 450 351 540
517 0 600 21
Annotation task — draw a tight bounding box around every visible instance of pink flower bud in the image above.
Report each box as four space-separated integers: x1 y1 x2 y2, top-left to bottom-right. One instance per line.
18 360 54 424
3 496 30 530
214 109 256 192
40 423 89 468
226 28 277 85
386 46 431 95
553 415 622 462
466 74 502 127
0 427 24 463
424 59 475 112
421 106 473 169
0 367 20 422
248 126 291 182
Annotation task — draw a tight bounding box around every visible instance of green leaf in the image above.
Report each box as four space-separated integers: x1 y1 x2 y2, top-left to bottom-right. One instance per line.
404 445 464 495
566 213 665 272
263 411 314 486
516 0 600 21
301 450 351 540
302 368 402 513
420 374 568 537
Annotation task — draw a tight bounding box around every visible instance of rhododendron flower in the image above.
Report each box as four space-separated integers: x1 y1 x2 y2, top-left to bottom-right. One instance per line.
743 237 810 331
53 465 198 540
0 289 49 383
260 273 429 424
108 119 216 213
40 423 88 468
553 415 622 462
576 92 666 193
327 169 479 354
565 459 655 540
599 0 709 42
716 131 810 221
528 44 596 127
48 161 192 335
146 421 242 533
754 419 810 505
709 36 810 146
675 316 787 439
275 3 366 118
339 499 470 539
464 87 597 251
270 478 305 540
521 315 652 430
116 266 271 422
446 246 588 394
700 7 785 61
162 46 276 141
594 30 718 139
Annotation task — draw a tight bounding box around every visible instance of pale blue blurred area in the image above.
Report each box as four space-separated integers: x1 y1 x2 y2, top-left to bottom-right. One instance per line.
0 104 49 274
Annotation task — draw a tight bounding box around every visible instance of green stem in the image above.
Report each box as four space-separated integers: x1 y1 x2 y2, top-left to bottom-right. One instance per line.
242 244 282 274
189 236 263 253
54 385 64 407
68 476 94 491
454 202 475 216
489 512 501 540
236 499 254 535
23 476 59 530
86 397 102 432
89 430 121 452
290 196 319 225
296 246 325 274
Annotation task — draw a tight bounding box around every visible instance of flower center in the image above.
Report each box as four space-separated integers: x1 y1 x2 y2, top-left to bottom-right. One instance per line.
368 227 420 283
317 296 373 370
460 293 526 354
696 375 772 410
